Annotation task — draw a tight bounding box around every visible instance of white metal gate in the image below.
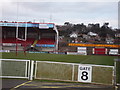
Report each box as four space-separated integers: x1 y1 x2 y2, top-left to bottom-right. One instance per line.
0 59 115 85
0 59 31 80
34 61 114 85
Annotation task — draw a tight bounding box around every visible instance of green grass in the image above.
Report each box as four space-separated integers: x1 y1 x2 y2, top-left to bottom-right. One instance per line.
2 52 117 66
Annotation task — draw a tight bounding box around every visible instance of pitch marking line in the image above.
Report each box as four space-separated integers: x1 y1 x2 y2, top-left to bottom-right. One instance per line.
10 80 32 90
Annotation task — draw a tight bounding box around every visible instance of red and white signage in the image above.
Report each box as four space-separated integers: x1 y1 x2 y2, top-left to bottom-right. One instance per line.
93 48 107 55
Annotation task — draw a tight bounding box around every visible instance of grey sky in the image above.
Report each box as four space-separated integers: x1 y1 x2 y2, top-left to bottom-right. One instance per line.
0 0 119 28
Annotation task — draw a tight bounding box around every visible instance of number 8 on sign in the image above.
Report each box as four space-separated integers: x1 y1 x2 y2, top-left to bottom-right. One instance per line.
78 65 92 83
81 71 88 80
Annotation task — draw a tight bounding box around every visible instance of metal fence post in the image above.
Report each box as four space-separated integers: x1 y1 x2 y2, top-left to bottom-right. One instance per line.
72 64 74 81
0 60 2 90
114 60 117 86
29 60 34 80
114 59 120 90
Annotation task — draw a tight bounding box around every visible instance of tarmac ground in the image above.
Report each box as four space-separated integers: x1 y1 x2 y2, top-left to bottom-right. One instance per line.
1 79 119 90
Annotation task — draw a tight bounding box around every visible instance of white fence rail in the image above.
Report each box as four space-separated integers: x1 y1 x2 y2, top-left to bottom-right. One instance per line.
35 61 114 85
0 59 31 80
0 59 115 85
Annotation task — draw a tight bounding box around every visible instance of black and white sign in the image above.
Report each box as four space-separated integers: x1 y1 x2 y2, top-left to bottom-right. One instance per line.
78 65 92 82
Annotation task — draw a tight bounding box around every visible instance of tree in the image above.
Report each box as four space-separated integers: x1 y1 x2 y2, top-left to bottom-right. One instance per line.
99 23 109 41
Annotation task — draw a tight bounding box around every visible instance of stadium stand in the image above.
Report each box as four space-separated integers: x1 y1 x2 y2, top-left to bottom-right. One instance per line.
37 38 55 44
1 21 58 52
2 38 16 43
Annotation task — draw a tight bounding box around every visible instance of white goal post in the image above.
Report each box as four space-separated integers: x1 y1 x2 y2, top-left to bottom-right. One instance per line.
16 22 27 41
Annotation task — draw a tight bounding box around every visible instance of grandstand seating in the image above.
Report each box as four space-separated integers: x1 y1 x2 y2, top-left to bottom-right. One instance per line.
2 38 16 43
37 38 55 45
2 38 35 46
20 38 35 46
2 38 55 46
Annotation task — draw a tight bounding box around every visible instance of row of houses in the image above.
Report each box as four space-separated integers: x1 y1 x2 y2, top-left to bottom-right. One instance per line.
70 32 98 38
68 31 118 44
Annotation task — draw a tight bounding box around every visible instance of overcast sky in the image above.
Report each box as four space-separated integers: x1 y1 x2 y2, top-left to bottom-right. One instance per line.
0 0 119 29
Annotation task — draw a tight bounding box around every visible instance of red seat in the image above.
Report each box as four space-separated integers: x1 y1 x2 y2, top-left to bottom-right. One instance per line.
2 38 35 46
37 38 55 45
2 38 55 46
2 38 16 43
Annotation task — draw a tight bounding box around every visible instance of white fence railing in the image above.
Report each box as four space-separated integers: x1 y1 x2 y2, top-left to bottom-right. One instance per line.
0 59 31 80
0 59 115 85
35 61 114 85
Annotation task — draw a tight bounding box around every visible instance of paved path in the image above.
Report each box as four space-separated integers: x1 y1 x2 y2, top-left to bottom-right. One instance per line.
1 79 116 90
2 79 28 90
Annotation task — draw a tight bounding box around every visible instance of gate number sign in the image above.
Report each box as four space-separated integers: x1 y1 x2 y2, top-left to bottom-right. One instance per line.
78 65 92 82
